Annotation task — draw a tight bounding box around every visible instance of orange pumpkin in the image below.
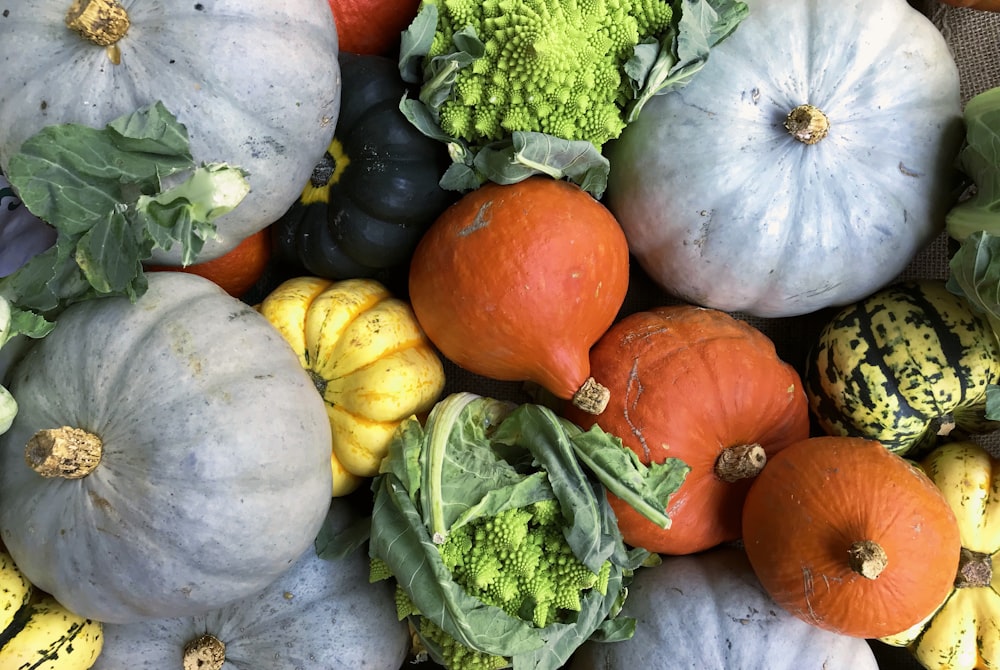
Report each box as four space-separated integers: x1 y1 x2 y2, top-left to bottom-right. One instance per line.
327 0 420 54
408 177 630 414
937 0 1000 11
742 436 962 639
564 305 810 555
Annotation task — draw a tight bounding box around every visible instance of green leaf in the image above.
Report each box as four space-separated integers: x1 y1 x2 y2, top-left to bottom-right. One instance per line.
626 0 749 122
986 384 1000 422
399 1 439 84
948 230 1000 340
0 101 248 337
946 86 1000 242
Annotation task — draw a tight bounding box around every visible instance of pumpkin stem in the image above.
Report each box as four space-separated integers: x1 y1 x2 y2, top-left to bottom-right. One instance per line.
25 427 103 479
847 540 888 580
183 634 226 670
571 377 610 415
954 547 992 589
785 104 830 145
65 0 130 47
714 443 767 483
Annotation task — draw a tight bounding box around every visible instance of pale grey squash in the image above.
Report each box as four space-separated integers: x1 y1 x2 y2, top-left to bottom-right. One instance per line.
92 499 410 670
0 0 341 264
0 272 334 624
605 0 963 318
569 548 880 670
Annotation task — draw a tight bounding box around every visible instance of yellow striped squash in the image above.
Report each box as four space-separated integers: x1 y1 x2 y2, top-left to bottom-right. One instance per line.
805 279 1000 456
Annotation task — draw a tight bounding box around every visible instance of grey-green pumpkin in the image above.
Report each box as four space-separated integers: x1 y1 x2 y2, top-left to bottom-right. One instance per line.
0 272 334 624
805 279 1000 456
569 548 879 669
92 499 410 670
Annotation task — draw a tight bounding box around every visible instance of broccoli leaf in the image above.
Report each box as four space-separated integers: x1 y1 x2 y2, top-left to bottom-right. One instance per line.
369 392 689 669
0 101 249 333
946 86 1000 242
626 0 750 122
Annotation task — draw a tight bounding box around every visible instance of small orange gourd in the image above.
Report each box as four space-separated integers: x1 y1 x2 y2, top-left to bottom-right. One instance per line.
408 176 630 414
564 305 810 555
742 436 962 639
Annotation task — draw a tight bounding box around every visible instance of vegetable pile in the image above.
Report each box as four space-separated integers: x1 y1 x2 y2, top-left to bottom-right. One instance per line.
2 0 1000 669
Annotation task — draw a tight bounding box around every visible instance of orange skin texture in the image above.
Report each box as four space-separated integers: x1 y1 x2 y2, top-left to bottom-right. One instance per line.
327 0 421 54
144 227 271 298
408 177 630 400
565 305 810 555
741 436 962 639
937 0 1000 10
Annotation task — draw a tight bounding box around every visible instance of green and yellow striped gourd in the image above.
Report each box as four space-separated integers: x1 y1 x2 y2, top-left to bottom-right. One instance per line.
805 279 1000 456
0 549 103 669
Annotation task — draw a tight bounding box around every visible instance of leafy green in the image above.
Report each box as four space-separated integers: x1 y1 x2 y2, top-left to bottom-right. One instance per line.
369 392 689 670
0 101 249 333
397 0 748 196
946 87 1000 242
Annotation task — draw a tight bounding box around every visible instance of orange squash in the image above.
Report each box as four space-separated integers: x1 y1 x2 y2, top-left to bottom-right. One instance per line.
327 0 420 54
742 436 962 639
408 177 630 414
937 0 1000 11
564 305 810 555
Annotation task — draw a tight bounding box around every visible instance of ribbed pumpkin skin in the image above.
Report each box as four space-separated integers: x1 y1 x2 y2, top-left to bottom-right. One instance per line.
742 436 962 639
565 305 810 555
570 548 880 670
806 279 1000 456
93 500 410 669
408 177 630 401
272 53 454 282
0 273 334 624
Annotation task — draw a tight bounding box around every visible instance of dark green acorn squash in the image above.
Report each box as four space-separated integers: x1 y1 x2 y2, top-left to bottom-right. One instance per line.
805 279 1000 456
272 52 456 285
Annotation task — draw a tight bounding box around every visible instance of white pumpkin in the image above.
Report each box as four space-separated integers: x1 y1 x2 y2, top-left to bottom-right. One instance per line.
605 0 963 317
0 0 341 264
93 499 411 670
0 273 334 624
569 548 880 669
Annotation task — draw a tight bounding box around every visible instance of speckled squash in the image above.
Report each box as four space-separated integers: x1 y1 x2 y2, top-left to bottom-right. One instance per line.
805 279 1000 456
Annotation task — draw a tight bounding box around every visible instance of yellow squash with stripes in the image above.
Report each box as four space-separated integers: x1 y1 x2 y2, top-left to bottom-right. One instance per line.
805 279 1000 456
258 276 446 495
0 550 103 669
880 441 1000 669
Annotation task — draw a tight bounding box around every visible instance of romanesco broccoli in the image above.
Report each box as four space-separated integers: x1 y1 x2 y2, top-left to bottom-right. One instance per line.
424 0 673 149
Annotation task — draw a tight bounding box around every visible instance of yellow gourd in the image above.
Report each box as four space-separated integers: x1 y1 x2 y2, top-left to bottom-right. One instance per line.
881 441 1000 668
258 276 446 495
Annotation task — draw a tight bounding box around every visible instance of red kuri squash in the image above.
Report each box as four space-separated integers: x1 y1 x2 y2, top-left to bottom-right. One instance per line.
564 305 810 554
408 176 630 414
742 436 962 639
327 0 419 54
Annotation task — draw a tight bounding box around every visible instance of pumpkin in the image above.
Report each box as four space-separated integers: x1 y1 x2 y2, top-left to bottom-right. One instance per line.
805 279 1000 457
563 305 810 555
880 441 1000 669
408 176 630 414
569 547 880 670
742 435 962 639
257 276 446 493
604 0 963 317
0 272 334 624
0 0 341 264
92 498 411 670
0 549 103 669
271 52 455 286
327 0 420 54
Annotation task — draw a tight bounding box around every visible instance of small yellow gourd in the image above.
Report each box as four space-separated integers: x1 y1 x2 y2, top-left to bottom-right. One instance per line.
258 276 446 495
880 441 1000 668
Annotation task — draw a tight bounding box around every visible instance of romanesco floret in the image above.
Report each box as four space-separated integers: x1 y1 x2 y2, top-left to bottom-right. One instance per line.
439 500 611 630
425 0 673 148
